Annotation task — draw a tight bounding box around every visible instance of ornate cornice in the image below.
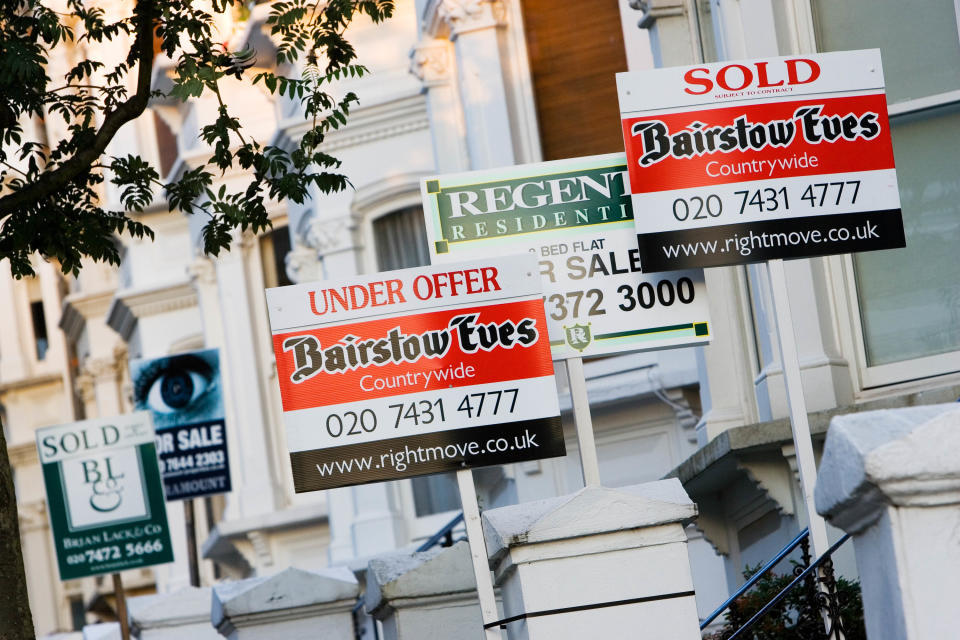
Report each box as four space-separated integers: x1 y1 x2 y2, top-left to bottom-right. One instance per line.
424 0 506 38
187 257 218 287
303 215 355 256
59 290 115 342
106 280 198 342
410 39 454 87
7 442 38 468
276 92 429 154
18 501 48 533
285 245 322 285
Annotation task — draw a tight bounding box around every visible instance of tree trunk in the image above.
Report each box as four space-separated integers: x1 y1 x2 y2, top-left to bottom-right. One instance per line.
0 417 35 640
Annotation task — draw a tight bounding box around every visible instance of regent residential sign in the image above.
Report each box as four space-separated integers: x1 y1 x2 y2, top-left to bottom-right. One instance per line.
617 49 904 270
36 413 174 580
266 254 565 491
130 348 232 500
421 154 711 358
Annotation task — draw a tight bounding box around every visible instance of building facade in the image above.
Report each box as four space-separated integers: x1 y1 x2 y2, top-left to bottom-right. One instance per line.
2 0 958 636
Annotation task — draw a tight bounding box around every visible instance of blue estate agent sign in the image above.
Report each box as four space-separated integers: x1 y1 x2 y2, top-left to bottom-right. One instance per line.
36 412 174 580
130 348 232 501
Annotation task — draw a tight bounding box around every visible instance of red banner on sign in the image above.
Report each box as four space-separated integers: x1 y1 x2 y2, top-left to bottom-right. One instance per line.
621 94 895 194
272 299 554 411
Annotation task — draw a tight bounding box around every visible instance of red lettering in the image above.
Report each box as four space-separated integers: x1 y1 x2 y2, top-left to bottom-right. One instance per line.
716 64 753 92
481 267 501 292
308 291 326 316
329 288 349 312
754 61 784 88
684 67 712 95
465 269 482 294
786 58 820 85
370 281 387 306
387 279 407 304
348 284 369 310
412 275 432 300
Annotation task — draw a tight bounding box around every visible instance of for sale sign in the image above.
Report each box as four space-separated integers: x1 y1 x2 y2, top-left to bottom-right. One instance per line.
266 254 565 492
37 413 174 580
421 154 711 358
617 49 904 271
130 348 232 501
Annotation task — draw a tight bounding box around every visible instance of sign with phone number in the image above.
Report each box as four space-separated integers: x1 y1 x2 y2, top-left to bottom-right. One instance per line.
617 49 905 270
266 254 565 492
36 413 174 580
421 154 711 358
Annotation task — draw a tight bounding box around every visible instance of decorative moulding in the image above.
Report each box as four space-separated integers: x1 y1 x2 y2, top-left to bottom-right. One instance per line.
106 280 198 342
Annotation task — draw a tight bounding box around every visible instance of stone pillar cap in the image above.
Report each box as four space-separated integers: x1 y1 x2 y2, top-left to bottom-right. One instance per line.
365 540 476 617
482 479 696 563
128 586 212 630
816 404 960 533
81 623 120 640
211 566 359 627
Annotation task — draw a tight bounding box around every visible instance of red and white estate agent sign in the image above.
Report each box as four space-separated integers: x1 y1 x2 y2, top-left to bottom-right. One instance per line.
617 49 905 271
266 254 564 492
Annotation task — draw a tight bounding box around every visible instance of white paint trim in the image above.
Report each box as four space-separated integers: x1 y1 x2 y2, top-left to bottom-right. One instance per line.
888 89 960 116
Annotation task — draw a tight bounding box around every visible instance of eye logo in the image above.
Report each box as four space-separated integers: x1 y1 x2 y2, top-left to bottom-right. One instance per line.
131 350 223 429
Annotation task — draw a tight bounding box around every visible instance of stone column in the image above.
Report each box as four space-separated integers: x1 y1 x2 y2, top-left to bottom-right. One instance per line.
482 479 702 639
213 233 282 520
128 587 220 639
366 541 490 640
432 0 515 170
629 0 698 68
212 567 359 639
815 404 960 640
411 38 470 173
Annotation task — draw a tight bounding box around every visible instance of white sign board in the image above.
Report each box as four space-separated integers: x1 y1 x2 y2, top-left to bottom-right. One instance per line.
421 154 711 358
617 49 904 270
265 254 565 492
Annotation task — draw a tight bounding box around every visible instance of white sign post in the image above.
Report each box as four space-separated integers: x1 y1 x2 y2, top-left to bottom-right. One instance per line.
421 154 713 487
617 49 904 559
266 255 566 638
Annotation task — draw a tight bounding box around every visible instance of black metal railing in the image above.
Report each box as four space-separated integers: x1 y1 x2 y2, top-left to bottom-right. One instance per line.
702 528 855 640
727 533 852 640
416 512 465 552
701 527 811 630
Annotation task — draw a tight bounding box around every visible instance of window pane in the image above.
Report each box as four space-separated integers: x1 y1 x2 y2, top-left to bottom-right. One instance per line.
853 105 960 366
411 473 461 517
373 206 430 271
813 0 960 104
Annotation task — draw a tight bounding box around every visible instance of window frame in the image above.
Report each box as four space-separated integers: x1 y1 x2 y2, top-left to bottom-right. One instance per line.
355 180 464 534
803 0 960 389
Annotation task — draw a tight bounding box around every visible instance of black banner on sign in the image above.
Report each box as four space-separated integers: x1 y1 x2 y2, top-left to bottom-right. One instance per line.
289 417 565 492
155 420 232 500
637 209 906 271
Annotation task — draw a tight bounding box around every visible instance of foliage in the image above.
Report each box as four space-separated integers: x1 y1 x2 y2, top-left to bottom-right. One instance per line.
704 563 866 640
0 0 395 278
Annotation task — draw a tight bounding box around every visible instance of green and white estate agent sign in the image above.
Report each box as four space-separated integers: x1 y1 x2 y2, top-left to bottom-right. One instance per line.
422 153 712 359
37 412 174 580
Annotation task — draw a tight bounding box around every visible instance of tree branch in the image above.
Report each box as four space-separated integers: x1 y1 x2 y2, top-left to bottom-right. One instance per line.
0 0 156 217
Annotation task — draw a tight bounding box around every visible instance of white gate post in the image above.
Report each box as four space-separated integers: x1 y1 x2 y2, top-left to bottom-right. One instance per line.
816 404 960 640
481 479 701 639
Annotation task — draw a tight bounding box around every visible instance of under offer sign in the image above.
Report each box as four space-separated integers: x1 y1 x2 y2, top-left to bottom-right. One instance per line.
421 154 711 358
617 49 905 271
266 254 565 492
36 413 174 580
